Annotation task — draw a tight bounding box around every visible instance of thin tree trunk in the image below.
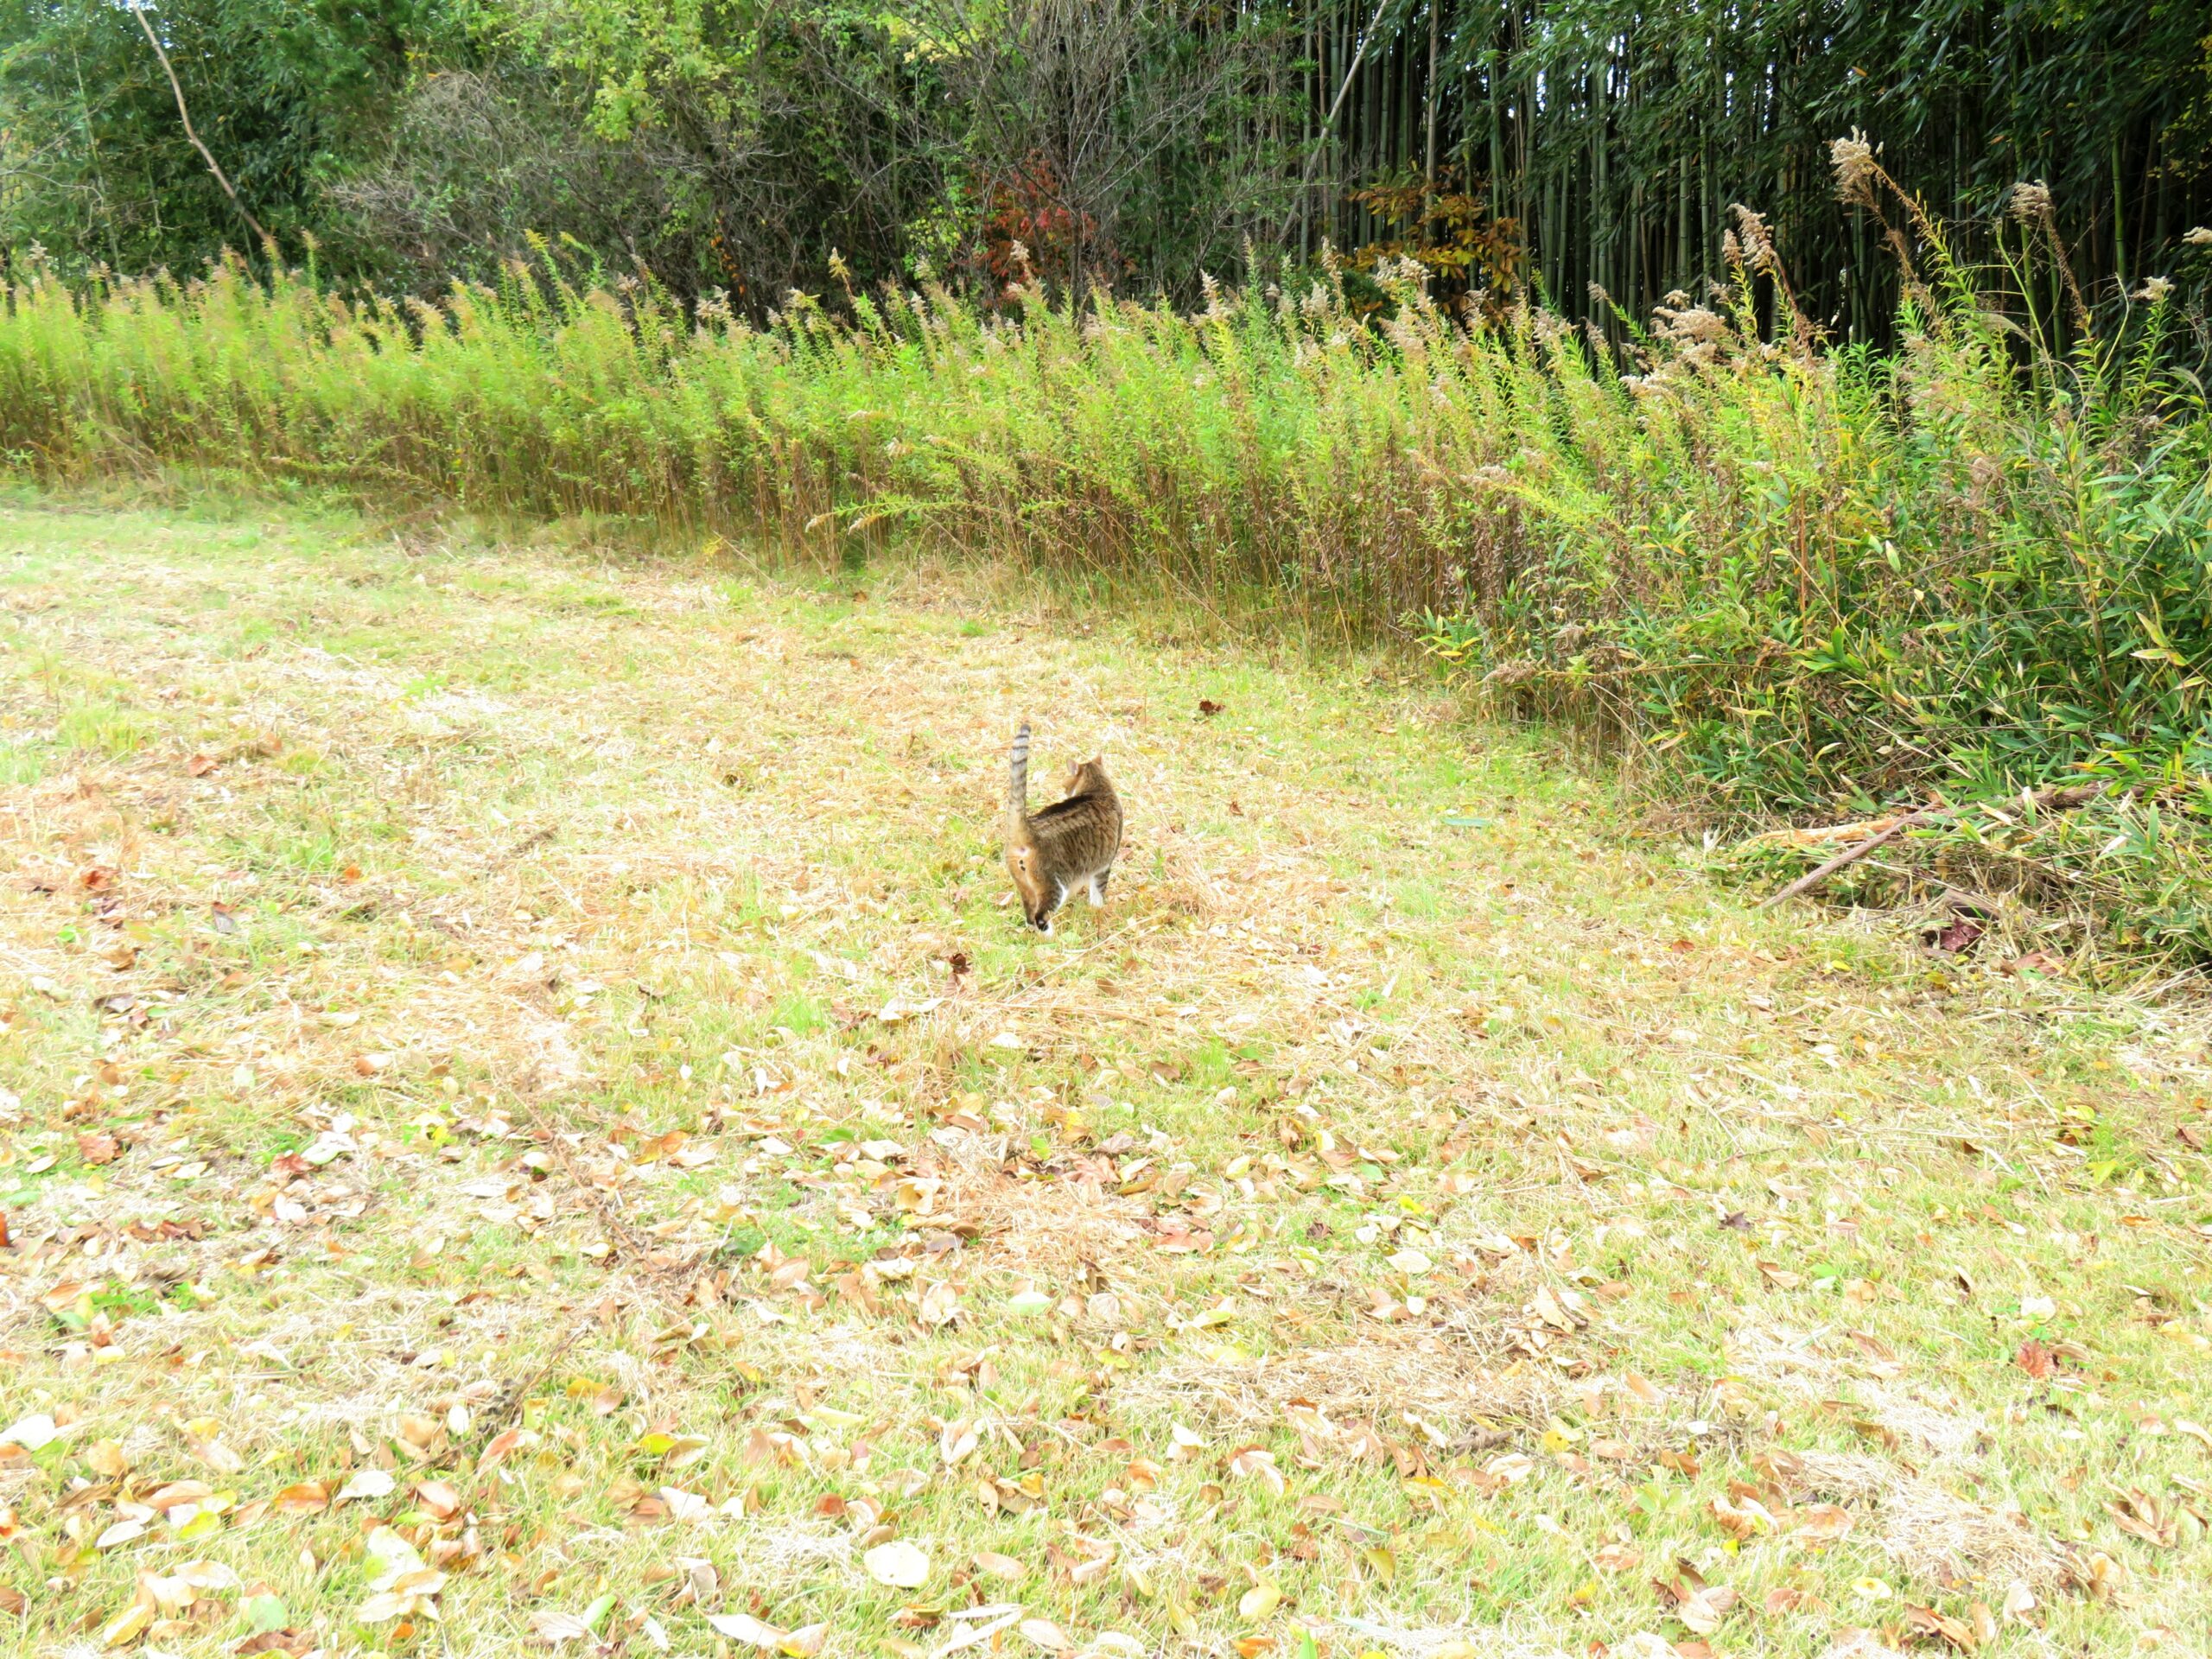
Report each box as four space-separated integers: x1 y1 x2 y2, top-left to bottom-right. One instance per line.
130 2 271 249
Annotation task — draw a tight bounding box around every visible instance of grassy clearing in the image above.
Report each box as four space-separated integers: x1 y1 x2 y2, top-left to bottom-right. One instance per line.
0 494 2208 1659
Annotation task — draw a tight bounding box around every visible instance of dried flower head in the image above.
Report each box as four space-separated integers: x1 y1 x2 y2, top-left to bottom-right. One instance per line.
2133 276 2173 303
1830 130 1877 207
2009 181 2054 226
1721 230 1744 267
2186 227 2212 246
1731 206 1777 273
1655 304 1729 346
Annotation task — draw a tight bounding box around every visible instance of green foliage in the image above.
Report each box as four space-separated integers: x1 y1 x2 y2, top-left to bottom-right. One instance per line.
10 0 2206 330
0 202 2207 958
0 0 448 274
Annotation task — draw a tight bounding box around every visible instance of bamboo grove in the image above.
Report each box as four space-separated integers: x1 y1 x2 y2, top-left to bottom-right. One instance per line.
1281 0 2212 336
4 0 2209 328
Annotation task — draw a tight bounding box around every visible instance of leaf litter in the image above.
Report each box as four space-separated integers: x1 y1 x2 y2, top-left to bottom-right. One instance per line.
0 502 2205 1658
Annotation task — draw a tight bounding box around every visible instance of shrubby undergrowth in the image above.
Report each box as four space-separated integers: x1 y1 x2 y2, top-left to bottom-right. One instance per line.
2 196 2207 963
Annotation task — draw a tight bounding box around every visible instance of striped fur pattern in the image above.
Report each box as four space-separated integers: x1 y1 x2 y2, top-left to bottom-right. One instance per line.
1003 721 1122 934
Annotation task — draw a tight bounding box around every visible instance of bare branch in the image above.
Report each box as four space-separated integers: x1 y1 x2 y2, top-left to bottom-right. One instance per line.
129 2 272 249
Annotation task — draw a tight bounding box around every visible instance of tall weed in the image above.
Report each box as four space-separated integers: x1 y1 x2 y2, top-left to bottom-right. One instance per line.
1 210 2205 963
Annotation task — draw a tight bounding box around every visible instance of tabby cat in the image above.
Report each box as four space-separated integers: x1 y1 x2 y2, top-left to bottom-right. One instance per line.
1003 722 1122 934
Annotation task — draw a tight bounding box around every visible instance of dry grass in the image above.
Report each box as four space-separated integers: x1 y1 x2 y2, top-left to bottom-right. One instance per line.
0 493 2207 1659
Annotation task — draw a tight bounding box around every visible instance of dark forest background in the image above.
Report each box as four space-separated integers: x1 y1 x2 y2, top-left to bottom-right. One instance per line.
5 1 2211 329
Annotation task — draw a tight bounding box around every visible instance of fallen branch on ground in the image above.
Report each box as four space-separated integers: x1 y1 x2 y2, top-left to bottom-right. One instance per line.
1756 783 2106 910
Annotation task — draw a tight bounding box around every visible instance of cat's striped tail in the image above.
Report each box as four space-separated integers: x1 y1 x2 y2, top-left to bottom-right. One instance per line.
1007 722 1032 832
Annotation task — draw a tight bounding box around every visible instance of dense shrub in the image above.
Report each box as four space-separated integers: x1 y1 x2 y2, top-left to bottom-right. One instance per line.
2 195 2206 963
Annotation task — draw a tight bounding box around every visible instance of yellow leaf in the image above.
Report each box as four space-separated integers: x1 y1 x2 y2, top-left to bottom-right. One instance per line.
99 1601 154 1648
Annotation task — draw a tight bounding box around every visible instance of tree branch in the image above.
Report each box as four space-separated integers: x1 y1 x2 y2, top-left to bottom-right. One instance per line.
130 2 272 249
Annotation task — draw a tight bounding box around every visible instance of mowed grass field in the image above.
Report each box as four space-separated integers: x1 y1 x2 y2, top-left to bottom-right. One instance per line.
0 493 2208 1659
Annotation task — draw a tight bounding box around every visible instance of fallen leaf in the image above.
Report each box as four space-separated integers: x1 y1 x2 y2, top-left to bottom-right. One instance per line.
972 1551 1026 1580
1675 1586 1732 1635
176 1560 240 1592
337 1469 396 1502
0 1413 58 1451
863 1540 931 1588
918 1282 961 1327
99 1600 154 1648
1764 1587 1827 1616
1020 1618 1075 1653
877 996 944 1025
1237 1580 1281 1619
414 1479 461 1520
1796 1503 1849 1548
1228 1446 1287 1497
706 1614 784 1649
270 1482 329 1515
94 1518 149 1550
1904 1604 1977 1651
531 1611 595 1646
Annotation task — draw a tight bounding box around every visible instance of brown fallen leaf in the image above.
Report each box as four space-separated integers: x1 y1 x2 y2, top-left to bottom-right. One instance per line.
143 1480 214 1512
1796 1504 1854 1543
270 1482 329 1516
233 1631 313 1657
1764 1586 1827 1616
1904 1604 1978 1651
2014 1340 2056 1379
415 1479 462 1521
